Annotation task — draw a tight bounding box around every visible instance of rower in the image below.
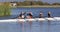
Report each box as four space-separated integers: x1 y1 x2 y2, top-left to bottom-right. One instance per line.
26 12 33 28
26 12 33 19
39 11 43 18
18 12 26 19
48 11 51 18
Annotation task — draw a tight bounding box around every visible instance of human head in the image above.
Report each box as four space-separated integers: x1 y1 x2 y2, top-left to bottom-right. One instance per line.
48 11 51 14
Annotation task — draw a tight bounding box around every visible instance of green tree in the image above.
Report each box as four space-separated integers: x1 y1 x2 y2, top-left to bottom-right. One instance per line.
37 1 44 5
43 2 50 5
52 3 60 5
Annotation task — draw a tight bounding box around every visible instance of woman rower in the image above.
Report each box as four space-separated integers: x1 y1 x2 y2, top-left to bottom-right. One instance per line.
26 12 33 19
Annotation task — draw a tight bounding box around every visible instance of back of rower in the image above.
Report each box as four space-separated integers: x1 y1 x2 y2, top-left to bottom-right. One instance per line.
26 12 33 19
18 12 26 19
48 11 51 18
39 11 43 18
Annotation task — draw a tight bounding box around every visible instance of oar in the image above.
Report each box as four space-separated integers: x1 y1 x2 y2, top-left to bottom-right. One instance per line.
11 16 19 19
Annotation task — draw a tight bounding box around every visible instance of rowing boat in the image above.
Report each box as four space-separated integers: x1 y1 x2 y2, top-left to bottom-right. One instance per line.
0 17 60 22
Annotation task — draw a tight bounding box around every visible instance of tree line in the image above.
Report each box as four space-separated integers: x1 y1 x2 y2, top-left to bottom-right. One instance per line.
16 1 60 6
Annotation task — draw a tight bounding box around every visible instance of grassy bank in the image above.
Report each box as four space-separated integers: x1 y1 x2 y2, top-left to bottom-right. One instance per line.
0 5 11 16
12 5 60 8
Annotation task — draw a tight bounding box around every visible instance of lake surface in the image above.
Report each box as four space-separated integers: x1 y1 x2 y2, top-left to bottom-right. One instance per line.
0 7 60 32
11 7 60 17
0 20 60 32
0 7 60 19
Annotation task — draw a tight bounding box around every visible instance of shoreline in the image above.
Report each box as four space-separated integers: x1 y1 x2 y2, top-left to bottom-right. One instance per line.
11 5 60 8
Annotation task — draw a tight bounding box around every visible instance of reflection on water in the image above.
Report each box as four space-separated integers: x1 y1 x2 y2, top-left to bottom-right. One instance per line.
0 21 60 32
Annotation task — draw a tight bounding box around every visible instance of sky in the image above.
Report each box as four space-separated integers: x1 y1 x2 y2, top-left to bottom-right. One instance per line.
0 0 60 4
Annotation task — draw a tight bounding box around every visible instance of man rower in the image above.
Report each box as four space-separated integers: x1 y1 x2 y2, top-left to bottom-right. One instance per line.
39 11 43 18
18 12 26 19
48 11 51 18
26 12 33 19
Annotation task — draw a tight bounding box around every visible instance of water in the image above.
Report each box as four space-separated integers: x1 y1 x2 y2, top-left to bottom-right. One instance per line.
0 21 60 32
0 7 60 32
0 7 60 19
11 7 60 17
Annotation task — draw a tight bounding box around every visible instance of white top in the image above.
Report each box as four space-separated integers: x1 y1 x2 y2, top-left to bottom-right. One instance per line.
22 15 25 19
